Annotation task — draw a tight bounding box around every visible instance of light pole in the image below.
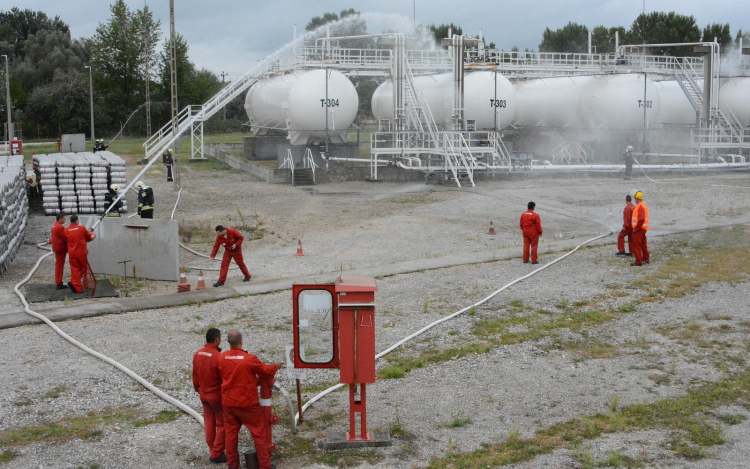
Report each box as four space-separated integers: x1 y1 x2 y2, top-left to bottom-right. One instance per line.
85 65 95 144
2 55 11 152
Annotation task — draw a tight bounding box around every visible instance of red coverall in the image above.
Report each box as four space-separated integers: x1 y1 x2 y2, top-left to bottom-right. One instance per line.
64 223 95 293
520 209 543 263
211 228 250 283
631 202 650 266
218 348 279 469
193 343 225 460
50 221 67 286
617 203 634 254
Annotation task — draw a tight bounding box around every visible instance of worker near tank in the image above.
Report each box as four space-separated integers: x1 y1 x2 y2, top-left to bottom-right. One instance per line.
630 191 650 266
163 148 174 182
616 194 634 257
520 201 543 264
623 145 634 179
103 184 123 217
208 225 251 287
135 181 154 219
64 214 96 293
193 328 227 464
218 329 281 469
48 213 68 290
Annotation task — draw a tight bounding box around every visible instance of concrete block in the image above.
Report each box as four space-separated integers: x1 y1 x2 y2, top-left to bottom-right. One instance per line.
83 216 180 281
319 430 391 449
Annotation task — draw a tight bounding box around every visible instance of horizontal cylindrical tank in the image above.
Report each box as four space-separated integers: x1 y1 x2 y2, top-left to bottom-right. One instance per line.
372 73 453 126
371 72 517 130
720 77 750 127
652 80 696 126
579 74 660 130
464 71 517 130
513 76 591 128
245 69 358 145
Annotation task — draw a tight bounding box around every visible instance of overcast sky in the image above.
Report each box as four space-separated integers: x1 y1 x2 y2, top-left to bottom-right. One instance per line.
11 0 750 78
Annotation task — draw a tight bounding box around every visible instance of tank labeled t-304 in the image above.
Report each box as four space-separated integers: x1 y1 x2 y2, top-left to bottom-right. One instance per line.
244 69 359 145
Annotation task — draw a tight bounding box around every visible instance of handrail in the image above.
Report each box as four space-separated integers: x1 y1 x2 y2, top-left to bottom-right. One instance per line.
281 149 294 183
303 148 318 184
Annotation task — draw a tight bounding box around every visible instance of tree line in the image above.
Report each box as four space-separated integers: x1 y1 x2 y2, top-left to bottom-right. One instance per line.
0 1 244 141
3 6 749 140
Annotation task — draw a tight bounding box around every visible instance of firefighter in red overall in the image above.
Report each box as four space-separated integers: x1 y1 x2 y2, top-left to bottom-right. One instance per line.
218 329 281 469
48 213 68 290
630 191 650 266
208 225 251 287
616 194 634 256
193 328 226 464
64 214 96 293
520 201 543 264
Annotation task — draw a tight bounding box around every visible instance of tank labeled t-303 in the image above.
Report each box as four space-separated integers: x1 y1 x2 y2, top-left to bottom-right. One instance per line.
244 69 359 145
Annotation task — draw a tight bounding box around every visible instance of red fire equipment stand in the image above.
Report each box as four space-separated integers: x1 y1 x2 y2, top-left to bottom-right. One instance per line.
293 276 389 448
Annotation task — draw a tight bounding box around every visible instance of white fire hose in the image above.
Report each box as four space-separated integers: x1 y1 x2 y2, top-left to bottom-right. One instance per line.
295 230 613 424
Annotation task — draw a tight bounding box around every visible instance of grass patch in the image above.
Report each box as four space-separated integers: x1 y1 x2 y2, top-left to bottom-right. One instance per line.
0 407 181 448
631 226 750 301
45 384 67 399
425 367 750 468
444 412 473 428
0 450 17 462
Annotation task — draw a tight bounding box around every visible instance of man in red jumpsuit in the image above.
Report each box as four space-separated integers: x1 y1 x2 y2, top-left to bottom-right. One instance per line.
520 201 543 264
64 214 96 293
48 213 68 290
218 329 281 469
630 191 650 266
208 225 251 287
616 195 634 257
193 328 226 464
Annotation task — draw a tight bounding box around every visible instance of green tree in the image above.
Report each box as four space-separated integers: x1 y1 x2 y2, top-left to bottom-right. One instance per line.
0 7 68 59
735 29 750 49
25 69 91 137
628 12 701 56
702 23 732 50
591 25 628 53
427 23 463 44
304 9 369 48
90 0 161 135
539 22 589 53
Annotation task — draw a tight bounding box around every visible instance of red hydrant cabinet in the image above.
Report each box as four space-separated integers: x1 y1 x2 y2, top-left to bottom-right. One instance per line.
292 276 378 442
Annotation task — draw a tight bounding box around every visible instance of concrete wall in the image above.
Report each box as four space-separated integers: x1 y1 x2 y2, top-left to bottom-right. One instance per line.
245 136 289 160
82 216 180 281
205 144 287 183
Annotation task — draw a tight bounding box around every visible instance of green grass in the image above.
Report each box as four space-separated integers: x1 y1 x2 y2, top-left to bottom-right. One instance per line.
0 407 182 448
0 450 17 462
45 384 67 399
425 367 750 468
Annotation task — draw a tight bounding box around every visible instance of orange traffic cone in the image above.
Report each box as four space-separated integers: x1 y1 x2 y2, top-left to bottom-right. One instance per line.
196 270 206 290
728 204 734 214
488 221 496 235
295 239 304 256
178 268 191 292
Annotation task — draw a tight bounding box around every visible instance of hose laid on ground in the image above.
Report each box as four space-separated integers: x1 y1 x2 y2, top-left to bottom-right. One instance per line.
14 245 205 426
633 158 661 184
295 230 613 424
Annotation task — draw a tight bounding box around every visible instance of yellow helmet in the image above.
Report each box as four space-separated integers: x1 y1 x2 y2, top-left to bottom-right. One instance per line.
634 191 643 200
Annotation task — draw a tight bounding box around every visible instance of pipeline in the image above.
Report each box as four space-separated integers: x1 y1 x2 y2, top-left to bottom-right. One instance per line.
295 230 613 423
14 243 205 426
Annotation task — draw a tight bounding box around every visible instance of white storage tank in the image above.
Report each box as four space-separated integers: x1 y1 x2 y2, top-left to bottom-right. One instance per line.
720 77 750 127
245 69 358 145
513 76 592 128
371 73 453 127
652 80 696 126
579 74 660 130
464 71 517 130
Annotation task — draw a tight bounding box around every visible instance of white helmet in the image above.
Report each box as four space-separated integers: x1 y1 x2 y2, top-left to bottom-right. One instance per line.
110 184 120 193
135 181 145 190
627 145 633 151
168 148 173 154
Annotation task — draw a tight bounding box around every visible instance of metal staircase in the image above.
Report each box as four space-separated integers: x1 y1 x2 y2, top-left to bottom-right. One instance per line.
142 75 259 163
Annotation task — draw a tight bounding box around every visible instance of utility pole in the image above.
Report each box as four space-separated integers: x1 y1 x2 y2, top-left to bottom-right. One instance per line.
144 0 152 139
3 55 12 151
85 65 95 144
169 0 180 189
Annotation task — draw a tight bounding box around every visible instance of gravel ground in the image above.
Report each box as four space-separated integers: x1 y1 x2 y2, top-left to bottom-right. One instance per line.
1 167 750 468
